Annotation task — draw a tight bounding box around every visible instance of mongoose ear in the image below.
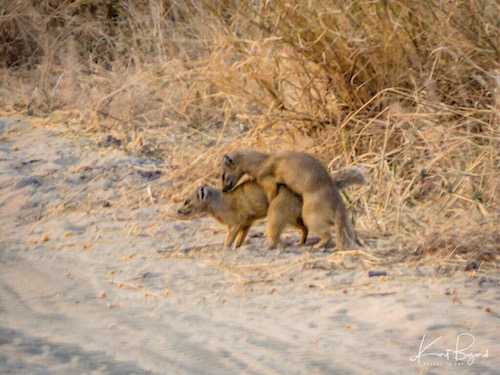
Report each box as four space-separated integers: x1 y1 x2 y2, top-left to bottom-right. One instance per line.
223 154 234 167
197 186 208 200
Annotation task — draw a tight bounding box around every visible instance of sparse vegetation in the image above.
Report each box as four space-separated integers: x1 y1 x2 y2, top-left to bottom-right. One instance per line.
0 0 498 266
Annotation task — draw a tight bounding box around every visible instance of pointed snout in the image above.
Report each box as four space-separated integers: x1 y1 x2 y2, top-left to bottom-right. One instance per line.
222 181 234 193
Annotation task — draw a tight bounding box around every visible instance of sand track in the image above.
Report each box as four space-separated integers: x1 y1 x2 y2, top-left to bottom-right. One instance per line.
0 117 498 374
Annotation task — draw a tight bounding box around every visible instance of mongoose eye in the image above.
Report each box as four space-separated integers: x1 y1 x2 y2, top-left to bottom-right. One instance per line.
184 199 191 205
223 154 234 166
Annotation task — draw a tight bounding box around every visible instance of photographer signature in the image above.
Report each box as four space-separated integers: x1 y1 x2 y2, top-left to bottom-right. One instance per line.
410 333 489 365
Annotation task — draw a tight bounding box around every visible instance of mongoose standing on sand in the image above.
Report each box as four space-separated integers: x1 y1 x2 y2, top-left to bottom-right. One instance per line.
267 166 367 249
177 181 307 250
222 150 368 250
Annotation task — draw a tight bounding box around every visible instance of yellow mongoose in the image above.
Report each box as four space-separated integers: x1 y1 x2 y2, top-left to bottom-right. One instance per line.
177 181 307 250
222 150 368 250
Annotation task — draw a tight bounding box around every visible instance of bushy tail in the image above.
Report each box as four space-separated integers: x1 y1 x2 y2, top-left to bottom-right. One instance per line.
331 167 368 189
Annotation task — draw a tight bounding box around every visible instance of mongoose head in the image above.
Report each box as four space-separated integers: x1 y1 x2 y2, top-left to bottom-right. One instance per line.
177 185 211 216
221 153 244 192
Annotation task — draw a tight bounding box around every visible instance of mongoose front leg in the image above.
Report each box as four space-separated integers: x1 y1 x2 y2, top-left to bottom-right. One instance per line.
234 226 251 248
257 176 279 202
224 226 240 250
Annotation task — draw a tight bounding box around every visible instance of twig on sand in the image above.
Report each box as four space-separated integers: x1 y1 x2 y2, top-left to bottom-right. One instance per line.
105 280 163 298
227 270 274 285
147 185 155 203
362 292 397 297
157 243 220 253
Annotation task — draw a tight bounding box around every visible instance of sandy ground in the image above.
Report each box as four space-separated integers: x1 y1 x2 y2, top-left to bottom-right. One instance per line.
0 116 498 374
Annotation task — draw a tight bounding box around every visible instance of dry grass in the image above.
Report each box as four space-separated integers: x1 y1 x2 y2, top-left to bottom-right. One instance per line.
0 0 498 268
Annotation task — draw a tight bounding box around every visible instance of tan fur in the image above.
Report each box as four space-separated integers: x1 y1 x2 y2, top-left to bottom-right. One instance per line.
222 150 368 251
177 181 307 250
267 184 308 248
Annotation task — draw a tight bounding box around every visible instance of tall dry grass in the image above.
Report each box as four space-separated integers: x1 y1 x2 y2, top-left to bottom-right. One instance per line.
0 0 498 266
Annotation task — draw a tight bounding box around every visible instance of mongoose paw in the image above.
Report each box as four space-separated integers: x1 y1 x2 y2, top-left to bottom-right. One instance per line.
312 240 331 251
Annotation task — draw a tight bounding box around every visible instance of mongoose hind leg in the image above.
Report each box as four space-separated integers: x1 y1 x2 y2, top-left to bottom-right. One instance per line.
336 207 362 249
334 213 347 252
266 196 287 249
306 216 332 249
295 219 308 245
313 233 332 249
344 216 360 246
303 199 332 250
